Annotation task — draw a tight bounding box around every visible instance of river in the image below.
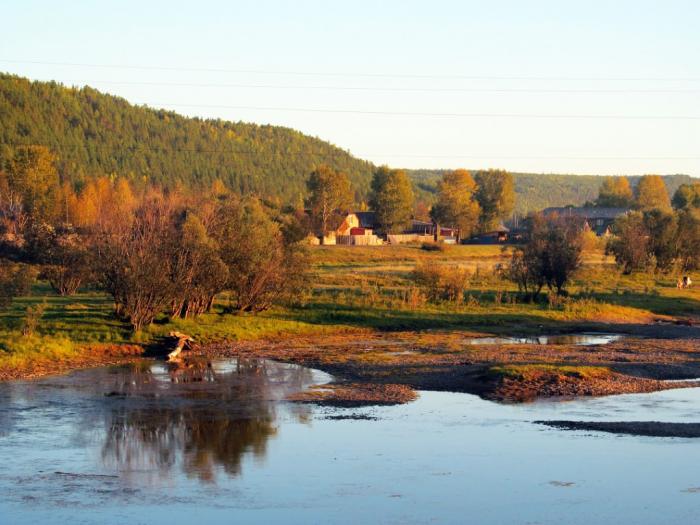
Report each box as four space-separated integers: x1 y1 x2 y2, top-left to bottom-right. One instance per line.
1 358 699 524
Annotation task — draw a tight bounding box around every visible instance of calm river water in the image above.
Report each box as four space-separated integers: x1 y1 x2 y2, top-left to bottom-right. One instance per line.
1 358 700 524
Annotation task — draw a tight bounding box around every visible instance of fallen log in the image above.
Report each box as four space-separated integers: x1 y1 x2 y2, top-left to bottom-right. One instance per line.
167 331 195 361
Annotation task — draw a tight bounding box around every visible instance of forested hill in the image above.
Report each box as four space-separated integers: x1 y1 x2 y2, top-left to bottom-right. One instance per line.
0 73 374 203
1 73 695 213
409 170 697 214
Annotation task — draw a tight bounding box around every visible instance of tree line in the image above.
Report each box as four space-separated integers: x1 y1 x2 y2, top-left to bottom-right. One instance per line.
8 72 690 219
0 145 308 331
507 175 700 300
592 175 700 273
306 165 515 240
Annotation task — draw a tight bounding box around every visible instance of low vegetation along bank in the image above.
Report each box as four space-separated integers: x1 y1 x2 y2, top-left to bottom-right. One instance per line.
0 242 700 392
1 244 698 400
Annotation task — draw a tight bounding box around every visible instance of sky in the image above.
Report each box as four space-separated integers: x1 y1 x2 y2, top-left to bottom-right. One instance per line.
2 0 700 176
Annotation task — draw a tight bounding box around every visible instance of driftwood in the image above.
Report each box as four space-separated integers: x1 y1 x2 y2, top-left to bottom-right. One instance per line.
677 276 693 289
167 331 195 361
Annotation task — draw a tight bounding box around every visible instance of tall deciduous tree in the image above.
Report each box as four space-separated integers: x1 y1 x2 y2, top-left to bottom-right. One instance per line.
676 209 700 270
672 183 700 210
608 208 695 273
215 197 308 312
1 146 60 222
0 261 36 309
169 212 229 318
643 208 678 271
474 169 515 231
607 212 650 274
306 165 352 241
97 195 177 331
430 169 481 240
369 166 414 233
596 176 633 208
508 213 584 298
635 175 671 211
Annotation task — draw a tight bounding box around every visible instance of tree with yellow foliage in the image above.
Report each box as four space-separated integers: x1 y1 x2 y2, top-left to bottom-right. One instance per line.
1 146 60 222
635 175 671 211
596 176 633 208
430 169 481 240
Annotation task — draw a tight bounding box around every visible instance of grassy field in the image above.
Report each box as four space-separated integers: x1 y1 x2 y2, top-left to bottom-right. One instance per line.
1 243 698 374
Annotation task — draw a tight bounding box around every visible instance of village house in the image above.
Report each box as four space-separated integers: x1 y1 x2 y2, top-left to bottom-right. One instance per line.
542 206 629 236
331 211 382 245
466 223 511 244
323 211 458 245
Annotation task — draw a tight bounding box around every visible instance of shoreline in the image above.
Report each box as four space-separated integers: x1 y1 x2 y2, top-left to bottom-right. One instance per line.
2 324 699 406
197 326 700 405
0 344 144 382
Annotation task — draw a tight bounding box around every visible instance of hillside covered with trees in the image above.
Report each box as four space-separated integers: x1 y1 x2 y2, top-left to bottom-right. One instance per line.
408 170 697 214
0 73 374 204
1 73 696 214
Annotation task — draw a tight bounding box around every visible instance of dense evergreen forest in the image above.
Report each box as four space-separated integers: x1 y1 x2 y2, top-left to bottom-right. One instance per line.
1 73 695 213
0 73 374 203
408 170 697 214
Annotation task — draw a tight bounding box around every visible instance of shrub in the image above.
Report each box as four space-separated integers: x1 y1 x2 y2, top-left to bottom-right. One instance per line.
0 261 37 309
412 264 471 303
215 197 310 313
507 213 584 298
25 223 94 296
21 301 47 336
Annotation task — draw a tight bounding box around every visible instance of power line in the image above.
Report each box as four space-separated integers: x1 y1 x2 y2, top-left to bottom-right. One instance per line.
137 102 700 120
2 59 699 82
52 78 700 94
369 154 700 160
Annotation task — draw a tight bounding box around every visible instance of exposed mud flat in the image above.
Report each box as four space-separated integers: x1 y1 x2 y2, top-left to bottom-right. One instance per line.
288 382 418 407
3 324 699 406
485 367 700 403
536 420 700 438
202 328 700 404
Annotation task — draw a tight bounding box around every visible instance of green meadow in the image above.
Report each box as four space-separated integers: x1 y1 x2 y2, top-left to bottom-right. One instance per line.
1 244 697 373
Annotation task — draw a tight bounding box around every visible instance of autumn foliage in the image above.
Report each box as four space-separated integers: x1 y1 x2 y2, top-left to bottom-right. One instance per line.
0 145 310 331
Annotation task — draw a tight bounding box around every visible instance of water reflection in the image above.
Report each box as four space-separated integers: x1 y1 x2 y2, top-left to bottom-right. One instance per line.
91 359 320 483
0 388 16 438
468 333 623 345
3 361 700 524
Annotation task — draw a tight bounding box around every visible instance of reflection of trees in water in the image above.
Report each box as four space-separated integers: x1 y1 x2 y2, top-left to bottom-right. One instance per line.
100 359 312 483
0 387 16 437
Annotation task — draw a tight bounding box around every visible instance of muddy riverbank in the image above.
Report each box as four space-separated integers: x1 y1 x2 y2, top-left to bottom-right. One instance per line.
199 328 700 404
0 344 144 382
2 324 699 405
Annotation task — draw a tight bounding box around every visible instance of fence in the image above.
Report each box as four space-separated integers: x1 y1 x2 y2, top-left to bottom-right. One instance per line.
386 234 435 245
336 234 383 246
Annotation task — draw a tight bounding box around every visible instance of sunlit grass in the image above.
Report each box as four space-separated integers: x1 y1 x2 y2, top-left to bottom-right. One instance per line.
0 244 697 377
0 330 78 370
490 364 613 380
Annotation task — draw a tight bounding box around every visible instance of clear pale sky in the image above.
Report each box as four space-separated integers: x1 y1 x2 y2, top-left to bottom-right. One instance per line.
2 0 699 176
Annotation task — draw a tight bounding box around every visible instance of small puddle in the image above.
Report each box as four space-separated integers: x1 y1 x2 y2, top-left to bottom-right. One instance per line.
468 333 624 346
